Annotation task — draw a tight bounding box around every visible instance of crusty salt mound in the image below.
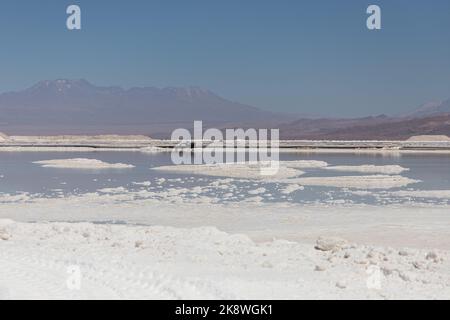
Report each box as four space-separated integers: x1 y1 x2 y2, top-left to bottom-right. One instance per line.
391 190 450 199
282 175 419 189
281 160 328 168
0 132 8 142
33 158 135 169
140 146 170 153
151 160 328 180
407 135 450 142
152 163 305 180
10 135 152 142
325 165 408 175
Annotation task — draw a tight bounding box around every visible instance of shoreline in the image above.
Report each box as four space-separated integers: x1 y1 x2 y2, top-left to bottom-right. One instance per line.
1 190 449 250
2 139 450 154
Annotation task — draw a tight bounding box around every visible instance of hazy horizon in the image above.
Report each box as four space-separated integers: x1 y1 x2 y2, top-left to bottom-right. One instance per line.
0 77 447 119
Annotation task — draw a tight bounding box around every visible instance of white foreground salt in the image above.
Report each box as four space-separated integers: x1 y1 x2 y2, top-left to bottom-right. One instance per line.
0 213 449 299
0 158 447 299
0 186 450 299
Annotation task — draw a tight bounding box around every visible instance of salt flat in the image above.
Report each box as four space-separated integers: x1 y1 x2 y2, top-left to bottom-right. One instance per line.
1 186 450 300
0 155 449 299
0 198 449 299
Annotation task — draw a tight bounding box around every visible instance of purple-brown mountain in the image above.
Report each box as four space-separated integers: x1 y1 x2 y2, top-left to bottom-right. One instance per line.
0 79 449 140
0 79 289 136
279 114 450 140
278 99 450 140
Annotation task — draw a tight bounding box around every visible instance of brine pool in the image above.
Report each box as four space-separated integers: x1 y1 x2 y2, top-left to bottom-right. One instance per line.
1 151 450 206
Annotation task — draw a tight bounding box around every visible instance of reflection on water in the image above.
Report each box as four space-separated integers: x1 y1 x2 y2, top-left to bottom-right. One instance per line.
0 151 450 206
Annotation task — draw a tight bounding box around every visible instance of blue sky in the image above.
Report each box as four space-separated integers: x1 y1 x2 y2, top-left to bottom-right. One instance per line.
0 0 449 117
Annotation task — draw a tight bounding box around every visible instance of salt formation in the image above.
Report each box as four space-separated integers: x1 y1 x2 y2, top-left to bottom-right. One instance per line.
33 158 135 169
152 163 304 180
407 135 450 142
0 132 8 142
325 165 408 175
282 175 419 189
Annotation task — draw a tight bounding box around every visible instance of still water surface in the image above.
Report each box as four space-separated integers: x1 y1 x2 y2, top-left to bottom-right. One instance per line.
1 151 449 205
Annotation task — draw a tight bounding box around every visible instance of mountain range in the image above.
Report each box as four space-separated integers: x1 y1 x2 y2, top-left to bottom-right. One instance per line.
0 79 449 140
279 114 450 140
0 79 289 137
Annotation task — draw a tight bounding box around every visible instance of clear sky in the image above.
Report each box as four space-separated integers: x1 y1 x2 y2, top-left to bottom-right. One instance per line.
0 0 449 117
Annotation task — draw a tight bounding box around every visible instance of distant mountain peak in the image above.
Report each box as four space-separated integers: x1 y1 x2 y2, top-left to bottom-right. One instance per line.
407 99 450 118
36 78 90 86
24 80 217 99
27 79 95 93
